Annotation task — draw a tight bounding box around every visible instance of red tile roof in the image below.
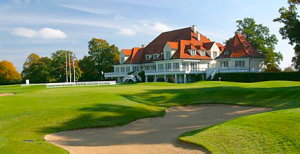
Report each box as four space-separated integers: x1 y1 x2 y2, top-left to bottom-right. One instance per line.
121 49 132 56
167 42 179 49
217 34 265 59
122 26 224 64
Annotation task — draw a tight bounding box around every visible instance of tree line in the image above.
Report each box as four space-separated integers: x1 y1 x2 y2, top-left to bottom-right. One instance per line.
0 38 119 85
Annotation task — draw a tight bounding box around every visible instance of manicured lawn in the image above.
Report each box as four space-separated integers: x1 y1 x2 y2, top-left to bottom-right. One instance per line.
0 81 300 153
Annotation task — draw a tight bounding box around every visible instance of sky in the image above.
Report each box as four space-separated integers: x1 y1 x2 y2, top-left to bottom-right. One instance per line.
0 0 295 72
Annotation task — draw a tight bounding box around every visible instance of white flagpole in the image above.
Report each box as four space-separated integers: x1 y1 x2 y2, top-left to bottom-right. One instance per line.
73 53 76 83
69 51 72 82
65 52 68 83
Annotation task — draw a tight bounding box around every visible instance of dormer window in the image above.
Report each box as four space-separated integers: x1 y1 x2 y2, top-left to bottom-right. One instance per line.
165 51 171 59
191 50 197 56
224 51 229 55
153 53 159 60
145 54 151 60
200 50 206 56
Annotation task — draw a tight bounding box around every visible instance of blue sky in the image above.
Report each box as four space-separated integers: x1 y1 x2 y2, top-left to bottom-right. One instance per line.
0 0 294 72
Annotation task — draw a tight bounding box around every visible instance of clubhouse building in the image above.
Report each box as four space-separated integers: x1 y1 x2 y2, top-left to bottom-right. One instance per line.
105 25 266 83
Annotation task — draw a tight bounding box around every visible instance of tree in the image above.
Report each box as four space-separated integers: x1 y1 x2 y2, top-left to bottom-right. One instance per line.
274 0 300 70
78 56 97 81
228 18 283 68
0 60 21 84
22 53 54 83
86 38 119 80
51 50 82 82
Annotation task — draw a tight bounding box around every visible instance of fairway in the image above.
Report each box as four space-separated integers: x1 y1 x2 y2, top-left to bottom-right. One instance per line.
0 81 300 154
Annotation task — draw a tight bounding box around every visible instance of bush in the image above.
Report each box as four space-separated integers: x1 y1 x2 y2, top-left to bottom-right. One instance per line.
168 76 175 83
213 72 300 82
157 77 165 82
148 76 154 82
138 71 145 82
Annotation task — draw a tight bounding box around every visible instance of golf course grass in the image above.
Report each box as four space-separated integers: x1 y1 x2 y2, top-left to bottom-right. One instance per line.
0 81 300 153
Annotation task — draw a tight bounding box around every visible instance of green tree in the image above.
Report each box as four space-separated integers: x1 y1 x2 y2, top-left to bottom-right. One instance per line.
0 60 21 84
78 56 97 81
86 38 119 80
274 0 300 70
229 18 283 68
51 50 82 82
22 53 54 83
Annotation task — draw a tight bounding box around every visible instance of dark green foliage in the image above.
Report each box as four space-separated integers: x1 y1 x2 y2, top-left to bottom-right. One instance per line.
138 71 145 82
157 77 165 82
148 76 154 82
274 0 300 70
213 72 300 82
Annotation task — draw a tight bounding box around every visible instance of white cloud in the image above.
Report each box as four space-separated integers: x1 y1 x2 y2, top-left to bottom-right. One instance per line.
117 28 136 36
12 27 38 38
39 28 67 39
142 22 172 32
12 27 67 39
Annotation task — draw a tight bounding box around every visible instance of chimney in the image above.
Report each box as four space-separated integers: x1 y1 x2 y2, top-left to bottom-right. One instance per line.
192 25 197 33
197 33 201 41
141 44 145 48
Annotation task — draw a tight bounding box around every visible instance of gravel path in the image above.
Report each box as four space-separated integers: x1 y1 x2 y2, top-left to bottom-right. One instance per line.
45 104 271 154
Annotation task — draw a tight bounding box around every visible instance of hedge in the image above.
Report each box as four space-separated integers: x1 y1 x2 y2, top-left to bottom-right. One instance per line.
213 72 300 82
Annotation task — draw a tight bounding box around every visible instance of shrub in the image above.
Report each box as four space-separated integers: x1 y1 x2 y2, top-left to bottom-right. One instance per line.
168 76 175 83
157 77 165 82
148 76 154 82
213 72 300 82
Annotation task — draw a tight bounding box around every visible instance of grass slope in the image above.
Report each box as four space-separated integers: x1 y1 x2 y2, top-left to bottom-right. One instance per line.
0 81 299 153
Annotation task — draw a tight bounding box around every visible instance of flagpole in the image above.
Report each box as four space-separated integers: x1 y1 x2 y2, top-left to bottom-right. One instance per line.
73 54 76 83
65 51 68 83
69 51 72 82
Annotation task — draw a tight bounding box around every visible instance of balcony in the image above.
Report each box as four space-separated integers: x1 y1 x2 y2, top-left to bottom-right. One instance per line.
145 68 207 75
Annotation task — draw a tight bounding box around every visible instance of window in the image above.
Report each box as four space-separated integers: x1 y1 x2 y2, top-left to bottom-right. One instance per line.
165 51 171 59
213 51 218 59
121 67 125 72
145 66 150 70
133 66 140 72
120 57 125 64
151 65 156 70
191 63 198 71
200 50 206 56
116 68 119 73
126 67 130 72
153 54 159 59
235 60 245 67
191 50 197 56
173 63 179 69
221 61 228 67
145 54 151 60
165 63 171 70
158 64 164 70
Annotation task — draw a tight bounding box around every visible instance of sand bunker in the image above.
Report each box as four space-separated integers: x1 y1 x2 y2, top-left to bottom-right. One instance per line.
0 93 15 97
45 104 272 154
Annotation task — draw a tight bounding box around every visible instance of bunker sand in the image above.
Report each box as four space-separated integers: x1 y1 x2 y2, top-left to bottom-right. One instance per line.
0 93 15 97
45 104 272 154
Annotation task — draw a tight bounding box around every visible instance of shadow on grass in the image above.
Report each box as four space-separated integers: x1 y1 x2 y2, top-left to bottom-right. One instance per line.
41 103 165 134
121 86 300 109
